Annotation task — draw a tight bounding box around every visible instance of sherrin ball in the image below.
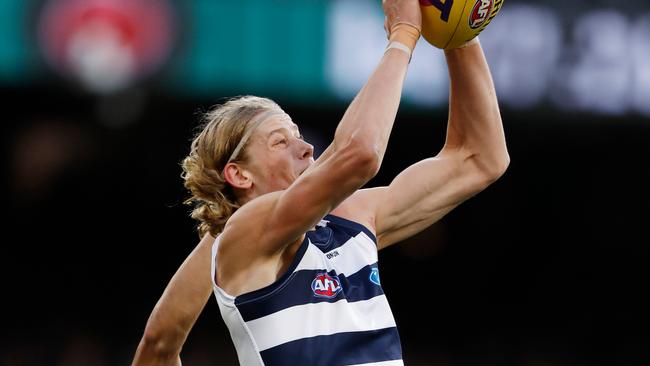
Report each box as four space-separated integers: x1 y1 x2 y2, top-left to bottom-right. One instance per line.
420 0 504 49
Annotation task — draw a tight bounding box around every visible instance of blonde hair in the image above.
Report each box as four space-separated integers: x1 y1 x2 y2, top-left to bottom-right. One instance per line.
181 96 281 237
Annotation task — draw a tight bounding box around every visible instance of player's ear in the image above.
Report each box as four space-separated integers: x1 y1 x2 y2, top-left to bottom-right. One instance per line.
223 163 252 190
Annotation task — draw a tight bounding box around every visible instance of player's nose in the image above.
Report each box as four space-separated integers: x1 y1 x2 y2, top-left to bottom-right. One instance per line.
299 139 314 160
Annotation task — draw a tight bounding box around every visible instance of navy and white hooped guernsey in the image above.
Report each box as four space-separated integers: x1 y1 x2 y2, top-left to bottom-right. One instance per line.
210 214 403 366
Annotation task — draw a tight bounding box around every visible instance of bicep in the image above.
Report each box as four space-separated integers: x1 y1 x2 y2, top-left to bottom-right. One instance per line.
374 151 490 249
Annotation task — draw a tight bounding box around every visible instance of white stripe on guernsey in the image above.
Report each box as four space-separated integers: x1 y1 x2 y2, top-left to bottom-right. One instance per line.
348 360 404 366
295 232 377 276
246 295 396 351
326 231 377 276
212 238 265 365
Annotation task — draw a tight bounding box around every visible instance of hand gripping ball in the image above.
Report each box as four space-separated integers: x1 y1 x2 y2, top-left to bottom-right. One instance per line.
419 0 504 49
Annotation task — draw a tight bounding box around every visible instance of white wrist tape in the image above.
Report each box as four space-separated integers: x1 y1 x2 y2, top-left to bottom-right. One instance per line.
385 41 412 59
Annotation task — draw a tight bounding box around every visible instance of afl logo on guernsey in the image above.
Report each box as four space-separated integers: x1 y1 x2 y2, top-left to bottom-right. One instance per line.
311 273 342 298
469 0 493 29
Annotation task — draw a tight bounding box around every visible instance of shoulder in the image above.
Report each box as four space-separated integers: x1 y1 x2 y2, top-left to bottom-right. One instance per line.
218 191 282 250
224 191 282 230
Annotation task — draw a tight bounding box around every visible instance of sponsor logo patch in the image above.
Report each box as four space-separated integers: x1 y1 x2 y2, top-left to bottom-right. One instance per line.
369 267 381 286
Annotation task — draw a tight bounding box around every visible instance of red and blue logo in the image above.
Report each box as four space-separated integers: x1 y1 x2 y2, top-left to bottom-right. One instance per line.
469 0 493 29
311 273 342 298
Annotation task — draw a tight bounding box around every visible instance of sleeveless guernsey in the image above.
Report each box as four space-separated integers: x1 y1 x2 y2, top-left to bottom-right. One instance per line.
210 214 403 366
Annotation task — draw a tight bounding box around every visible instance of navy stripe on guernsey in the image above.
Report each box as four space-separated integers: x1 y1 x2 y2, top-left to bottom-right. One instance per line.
211 213 403 366
322 213 377 246
260 327 402 366
233 214 378 315
236 265 384 322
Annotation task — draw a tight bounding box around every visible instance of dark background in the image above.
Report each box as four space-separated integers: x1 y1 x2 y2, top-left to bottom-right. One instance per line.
2 0 650 365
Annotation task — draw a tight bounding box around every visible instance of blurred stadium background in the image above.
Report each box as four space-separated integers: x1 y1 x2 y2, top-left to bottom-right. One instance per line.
2 0 649 365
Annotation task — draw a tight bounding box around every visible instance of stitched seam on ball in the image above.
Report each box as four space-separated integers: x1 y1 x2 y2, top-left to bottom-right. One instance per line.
444 0 470 49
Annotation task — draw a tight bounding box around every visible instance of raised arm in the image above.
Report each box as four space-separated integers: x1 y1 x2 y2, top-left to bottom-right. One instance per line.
442 39 509 174
223 0 423 254
132 234 214 366
368 39 510 249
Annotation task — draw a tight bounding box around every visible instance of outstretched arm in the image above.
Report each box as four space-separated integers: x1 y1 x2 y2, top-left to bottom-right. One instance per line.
222 0 423 260
363 39 510 249
132 234 215 366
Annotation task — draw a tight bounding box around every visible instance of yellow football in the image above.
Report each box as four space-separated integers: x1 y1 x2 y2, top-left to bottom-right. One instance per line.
420 0 504 49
